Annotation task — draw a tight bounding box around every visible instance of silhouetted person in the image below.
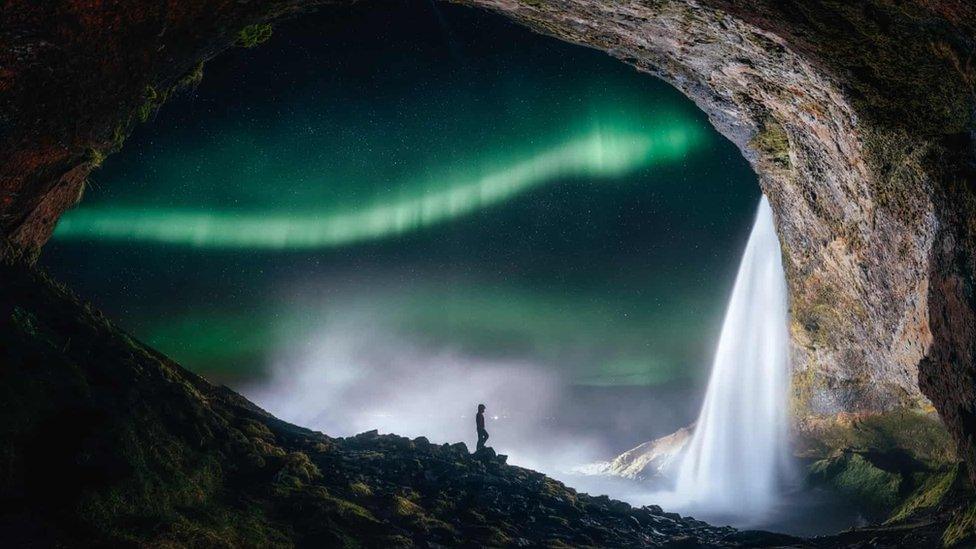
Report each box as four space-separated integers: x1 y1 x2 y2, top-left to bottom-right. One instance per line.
476 403 489 451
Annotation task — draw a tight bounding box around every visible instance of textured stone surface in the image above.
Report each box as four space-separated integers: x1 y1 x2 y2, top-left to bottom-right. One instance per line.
576 425 691 483
2 0 976 486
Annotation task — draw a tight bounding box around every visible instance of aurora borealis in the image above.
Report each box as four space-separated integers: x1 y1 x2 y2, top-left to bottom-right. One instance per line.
41 0 759 453
54 121 704 249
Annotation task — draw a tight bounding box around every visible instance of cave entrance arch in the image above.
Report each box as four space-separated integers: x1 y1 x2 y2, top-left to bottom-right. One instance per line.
3 0 976 485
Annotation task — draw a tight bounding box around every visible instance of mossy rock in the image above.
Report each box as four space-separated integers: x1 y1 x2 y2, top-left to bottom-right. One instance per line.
943 503 976 547
797 409 957 467
750 116 791 169
888 464 962 523
237 24 273 48
808 451 903 513
349 481 373 498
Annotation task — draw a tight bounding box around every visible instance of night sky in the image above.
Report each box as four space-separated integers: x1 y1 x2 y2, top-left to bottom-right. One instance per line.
41 0 758 439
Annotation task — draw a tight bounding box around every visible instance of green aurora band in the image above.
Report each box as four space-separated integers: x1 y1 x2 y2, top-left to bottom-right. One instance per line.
53 121 705 249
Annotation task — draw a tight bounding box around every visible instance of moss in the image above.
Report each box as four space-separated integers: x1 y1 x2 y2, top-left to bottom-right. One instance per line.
392 495 423 517
792 284 862 349
800 409 956 466
237 23 273 48
84 147 106 168
888 465 960 523
111 122 127 150
177 61 205 90
802 411 969 524
749 116 791 169
944 503 976 547
809 452 903 512
327 496 379 525
349 481 373 498
860 126 932 223
544 514 570 527
283 452 321 482
789 365 827 418
239 418 273 440
136 85 164 123
485 527 512 546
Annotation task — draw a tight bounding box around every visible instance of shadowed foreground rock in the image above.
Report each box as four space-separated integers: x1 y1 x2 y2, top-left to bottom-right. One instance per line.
0 258 780 547
3 258 975 547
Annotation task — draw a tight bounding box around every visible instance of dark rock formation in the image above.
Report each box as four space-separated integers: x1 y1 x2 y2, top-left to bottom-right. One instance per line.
3 0 976 531
2 258 815 547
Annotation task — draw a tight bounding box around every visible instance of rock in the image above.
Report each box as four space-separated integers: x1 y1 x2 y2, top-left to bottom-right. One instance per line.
449 442 468 455
7 0 976 486
578 425 692 483
474 446 496 459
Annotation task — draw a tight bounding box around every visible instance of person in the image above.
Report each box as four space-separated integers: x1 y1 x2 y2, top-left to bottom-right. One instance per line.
476 403 489 451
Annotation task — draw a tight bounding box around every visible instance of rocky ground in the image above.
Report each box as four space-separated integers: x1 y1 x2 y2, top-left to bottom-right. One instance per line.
3 256 976 547
0 256 785 547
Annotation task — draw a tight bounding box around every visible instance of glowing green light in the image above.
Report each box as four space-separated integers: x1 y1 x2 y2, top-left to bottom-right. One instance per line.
54 122 703 249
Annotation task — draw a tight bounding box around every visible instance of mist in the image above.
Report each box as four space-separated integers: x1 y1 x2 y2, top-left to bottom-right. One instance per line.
244 310 685 476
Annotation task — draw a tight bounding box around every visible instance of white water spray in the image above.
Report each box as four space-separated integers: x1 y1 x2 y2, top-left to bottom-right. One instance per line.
673 195 791 518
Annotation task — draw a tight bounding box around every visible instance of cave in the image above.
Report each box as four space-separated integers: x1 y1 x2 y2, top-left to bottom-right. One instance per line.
3 0 976 546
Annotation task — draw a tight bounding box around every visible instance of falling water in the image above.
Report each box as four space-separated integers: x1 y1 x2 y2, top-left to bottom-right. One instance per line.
673 195 791 518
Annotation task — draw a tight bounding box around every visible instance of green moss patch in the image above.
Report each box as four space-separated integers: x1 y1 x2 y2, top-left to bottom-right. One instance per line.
237 24 273 48
888 464 961 523
809 451 903 512
798 409 956 466
944 503 976 547
750 116 791 169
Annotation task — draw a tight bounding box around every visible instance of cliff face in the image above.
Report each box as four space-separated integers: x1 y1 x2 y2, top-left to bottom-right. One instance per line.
459 0 971 414
2 0 976 486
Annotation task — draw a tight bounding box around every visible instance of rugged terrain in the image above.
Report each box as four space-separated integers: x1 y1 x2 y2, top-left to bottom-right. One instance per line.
5 254 976 547
0 257 807 547
0 256 793 547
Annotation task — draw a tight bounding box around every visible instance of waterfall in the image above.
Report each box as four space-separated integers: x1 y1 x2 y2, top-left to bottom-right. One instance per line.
673 195 791 518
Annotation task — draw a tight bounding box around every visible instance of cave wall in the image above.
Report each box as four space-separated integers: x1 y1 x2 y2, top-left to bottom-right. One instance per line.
2 0 976 483
460 0 943 417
